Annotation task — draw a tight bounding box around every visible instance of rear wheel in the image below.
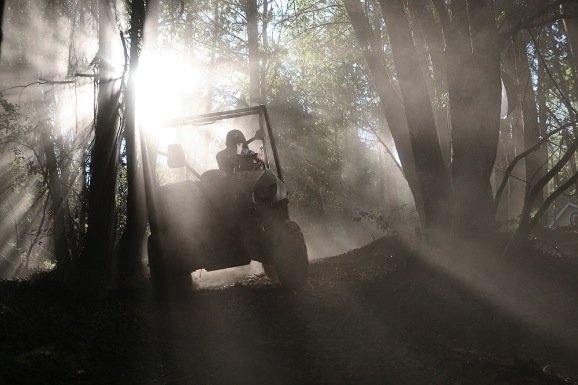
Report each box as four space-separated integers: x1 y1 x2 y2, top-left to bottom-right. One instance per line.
148 235 192 302
266 220 309 290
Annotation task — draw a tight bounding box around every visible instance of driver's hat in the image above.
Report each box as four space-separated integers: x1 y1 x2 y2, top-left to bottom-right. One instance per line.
225 129 248 149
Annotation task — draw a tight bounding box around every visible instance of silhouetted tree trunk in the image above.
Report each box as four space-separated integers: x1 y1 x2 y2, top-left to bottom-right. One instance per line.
408 2 451 170
515 34 545 208
260 0 269 102
437 0 502 237
118 0 148 286
563 12 578 205
562 1 578 72
246 0 261 105
0 0 4 57
510 114 527 219
536 40 549 202
343 0 424 223
561 1 578 126
494 119 512 223
348 0 501 240
378 0 451 235
500 42 526 222
207 0 220 109
39 124 71 270
78 0 122 290
74 154 89 257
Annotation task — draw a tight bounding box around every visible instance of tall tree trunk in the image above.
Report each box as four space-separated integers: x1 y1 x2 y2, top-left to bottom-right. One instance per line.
510 115 527 220
442 0 502 237
409 3 451 171
118 0 148 286
562 1 578 72
144 0 160 49
561 1 578 120
207 0 220 109
38 82 73 271
377 0 450 235
246 0 262 104
260 0 269 102
536 36 550 222
0 0 4 57
501 42 526 222
343 0 424 223
494 119 512 224
78 0 122 290
515 33 545 208
75 152 89 256
39 124 71 270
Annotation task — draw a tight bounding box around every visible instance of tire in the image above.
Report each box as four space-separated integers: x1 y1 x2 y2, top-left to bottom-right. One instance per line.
147 235 192 302
267 220 309 290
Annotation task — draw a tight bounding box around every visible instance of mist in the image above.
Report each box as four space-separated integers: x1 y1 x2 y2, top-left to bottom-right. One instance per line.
2 0 578 384
0 0 423 280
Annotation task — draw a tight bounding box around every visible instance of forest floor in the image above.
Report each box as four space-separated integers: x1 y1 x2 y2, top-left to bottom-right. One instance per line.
1 232 578 385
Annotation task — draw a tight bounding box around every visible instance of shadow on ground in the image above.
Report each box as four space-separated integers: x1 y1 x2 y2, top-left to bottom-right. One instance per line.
1 236 577 385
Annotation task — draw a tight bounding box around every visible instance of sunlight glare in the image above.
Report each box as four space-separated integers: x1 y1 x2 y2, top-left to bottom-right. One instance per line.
135 52 206 141
54 83 95 135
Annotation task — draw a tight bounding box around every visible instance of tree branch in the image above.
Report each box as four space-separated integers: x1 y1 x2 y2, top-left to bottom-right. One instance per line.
529 171 578 229
529 30 577 116
525 127 578 219
364 126 404 175
25 193 50 267
500 0 564 38
493 121 576 213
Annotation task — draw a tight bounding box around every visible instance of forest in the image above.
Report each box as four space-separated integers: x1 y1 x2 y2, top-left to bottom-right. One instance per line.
1 0 578 384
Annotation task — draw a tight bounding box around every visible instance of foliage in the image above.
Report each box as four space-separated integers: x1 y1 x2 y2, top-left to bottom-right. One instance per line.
353 210 392 233
0 97 46 272
2 0 578 278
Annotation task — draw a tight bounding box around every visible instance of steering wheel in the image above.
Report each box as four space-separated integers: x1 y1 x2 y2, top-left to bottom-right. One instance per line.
237 153 264 171
247 153 265 170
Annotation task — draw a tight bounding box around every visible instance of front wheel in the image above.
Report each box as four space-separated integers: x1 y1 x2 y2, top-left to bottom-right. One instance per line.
265 220 309 290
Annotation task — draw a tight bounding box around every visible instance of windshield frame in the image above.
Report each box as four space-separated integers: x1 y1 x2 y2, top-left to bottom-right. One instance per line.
162 105 283 181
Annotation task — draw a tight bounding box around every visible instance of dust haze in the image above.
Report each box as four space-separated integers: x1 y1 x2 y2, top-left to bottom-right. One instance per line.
0 0 419 281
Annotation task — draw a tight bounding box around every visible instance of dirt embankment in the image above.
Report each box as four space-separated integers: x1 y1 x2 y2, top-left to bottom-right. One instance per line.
1 236 577 385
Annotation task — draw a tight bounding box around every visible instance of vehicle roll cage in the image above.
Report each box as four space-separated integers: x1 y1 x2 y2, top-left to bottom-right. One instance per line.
162 105 284 182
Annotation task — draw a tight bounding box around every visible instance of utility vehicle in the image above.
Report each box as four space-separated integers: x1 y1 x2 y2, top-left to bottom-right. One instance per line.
143 105 308 297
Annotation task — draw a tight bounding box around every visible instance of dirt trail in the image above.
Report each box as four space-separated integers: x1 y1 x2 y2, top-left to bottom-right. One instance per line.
1 237 577 385
145 238 578 385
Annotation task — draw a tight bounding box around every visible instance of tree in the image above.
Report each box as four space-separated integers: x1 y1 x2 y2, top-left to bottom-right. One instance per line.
4 0 578 281
77 0 123 289
377 0 450 234
515 33 546 210
117 0 150 285
344 0 501 239
39 120 71 270
245 0 262 104
496 31 544 225
0 0 5 56
438 1 501 238
342 0 424 223
561 1 578 72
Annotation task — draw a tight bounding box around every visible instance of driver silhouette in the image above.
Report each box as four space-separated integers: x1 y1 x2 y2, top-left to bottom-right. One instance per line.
216 129 263 174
